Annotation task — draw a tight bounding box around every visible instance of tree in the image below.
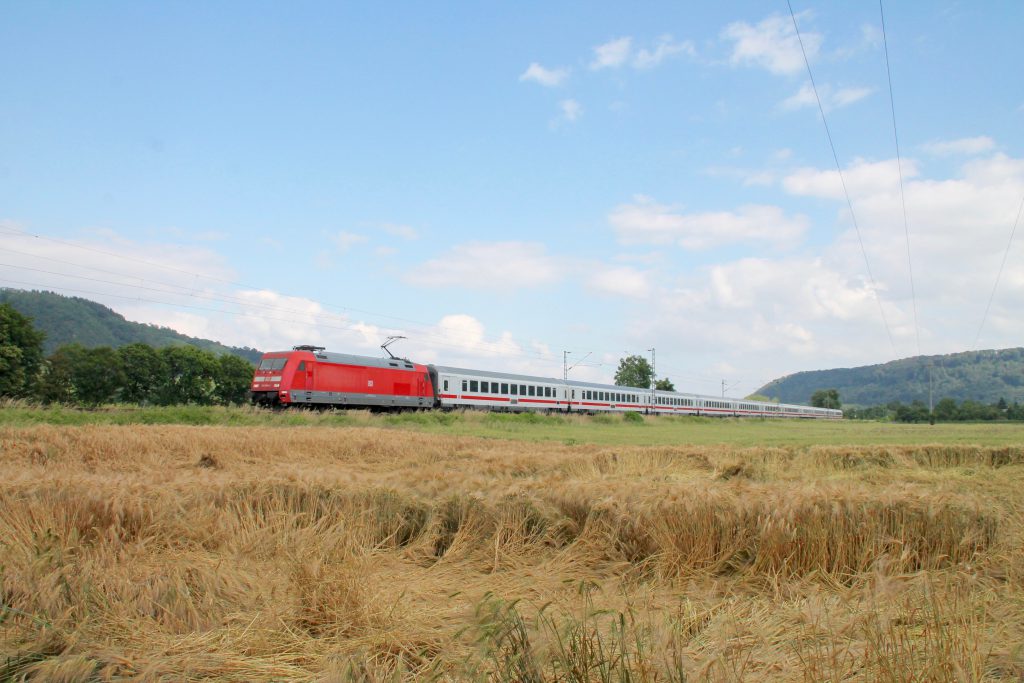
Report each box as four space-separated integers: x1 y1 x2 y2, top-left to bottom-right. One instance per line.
118 343 168 404
0 303 46 397
214 354 254 405
36 344 125 406
71 346 125 406
36 345 78 404
933 397 958 421
810 388 841 409
614 355 654 389
158 345 217 405
654 378 675 391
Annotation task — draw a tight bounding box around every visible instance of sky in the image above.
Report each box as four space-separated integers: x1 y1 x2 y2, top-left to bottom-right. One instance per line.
2 1 1023 398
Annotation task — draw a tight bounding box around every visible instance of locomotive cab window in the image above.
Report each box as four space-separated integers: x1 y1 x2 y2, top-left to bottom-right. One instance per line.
296 361 305 371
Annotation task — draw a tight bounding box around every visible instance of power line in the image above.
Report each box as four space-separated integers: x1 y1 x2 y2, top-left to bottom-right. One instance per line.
974 192 1024 349
0 228 559 362
786 0 897 356
0 226 549 356
879 0 921 356
0 267 560 364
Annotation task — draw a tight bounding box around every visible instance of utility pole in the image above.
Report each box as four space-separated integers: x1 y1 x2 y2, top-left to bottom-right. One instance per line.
722 379 726 398
563 351 591 381
928 360 934 413
647 348 656 389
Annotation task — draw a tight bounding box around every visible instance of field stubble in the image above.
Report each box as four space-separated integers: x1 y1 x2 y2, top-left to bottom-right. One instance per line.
1 423 1023 681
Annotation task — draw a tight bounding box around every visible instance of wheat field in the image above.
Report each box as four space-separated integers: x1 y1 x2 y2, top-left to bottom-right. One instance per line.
2 420 1023 681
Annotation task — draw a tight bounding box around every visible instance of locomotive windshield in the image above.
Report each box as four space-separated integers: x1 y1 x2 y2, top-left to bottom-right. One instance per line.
258 358 287 371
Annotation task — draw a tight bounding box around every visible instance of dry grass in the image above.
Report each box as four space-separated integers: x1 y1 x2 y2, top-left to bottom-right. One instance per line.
1 424 1023 681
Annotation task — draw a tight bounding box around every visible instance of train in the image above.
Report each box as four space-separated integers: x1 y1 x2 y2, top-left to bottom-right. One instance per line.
250 345 842 419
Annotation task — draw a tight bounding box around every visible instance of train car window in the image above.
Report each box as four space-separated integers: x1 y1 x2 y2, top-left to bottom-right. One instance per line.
572 390 576 399
501 383 508 394
462 380 467 391
545 387 551 397
470 380 479 392
482 382 490 394
510 384 518 395
443 380 449 391
491 382 499 393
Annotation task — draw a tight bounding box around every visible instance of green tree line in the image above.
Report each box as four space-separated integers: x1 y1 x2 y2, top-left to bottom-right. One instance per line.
843 398 1024 423
1 303 253 406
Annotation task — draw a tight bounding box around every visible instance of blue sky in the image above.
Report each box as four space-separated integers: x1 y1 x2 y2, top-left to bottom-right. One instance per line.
2 2 1023 397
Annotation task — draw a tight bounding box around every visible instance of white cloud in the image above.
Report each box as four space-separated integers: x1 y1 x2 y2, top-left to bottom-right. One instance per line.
590 37 633 69
722 14 820 76
609 196 807 250
380 223 418 240
406 241 562 289
632 35 695 69
332 231 368 252
703 166 776 187
586 265 652 299
519 62 570 87
589 35 692 72
921 136 996 156
783 158 918 200
780 82 872 111
559 98 582 123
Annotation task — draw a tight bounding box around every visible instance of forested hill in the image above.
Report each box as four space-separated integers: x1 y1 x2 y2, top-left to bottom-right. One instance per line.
0 289 262 363
756 348 1024 406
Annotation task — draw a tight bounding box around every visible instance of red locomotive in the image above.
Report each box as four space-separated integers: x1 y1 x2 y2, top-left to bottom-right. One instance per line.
250 345 436 409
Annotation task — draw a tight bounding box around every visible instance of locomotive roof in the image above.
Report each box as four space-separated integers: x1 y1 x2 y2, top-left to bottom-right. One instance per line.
268 350 420 371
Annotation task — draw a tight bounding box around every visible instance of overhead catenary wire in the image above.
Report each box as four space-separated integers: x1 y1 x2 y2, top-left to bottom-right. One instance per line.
0 274 572 370
0 227 558 363
879 0 921 356
973 192 1024 349
0 226 545 357
0 259 548 360
786 0 897 356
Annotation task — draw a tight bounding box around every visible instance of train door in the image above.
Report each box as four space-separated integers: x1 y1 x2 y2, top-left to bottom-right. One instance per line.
292 361 307 390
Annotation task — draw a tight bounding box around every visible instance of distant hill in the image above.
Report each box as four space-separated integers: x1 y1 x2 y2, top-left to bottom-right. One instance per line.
0 288 262 363
756 348 1024 406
